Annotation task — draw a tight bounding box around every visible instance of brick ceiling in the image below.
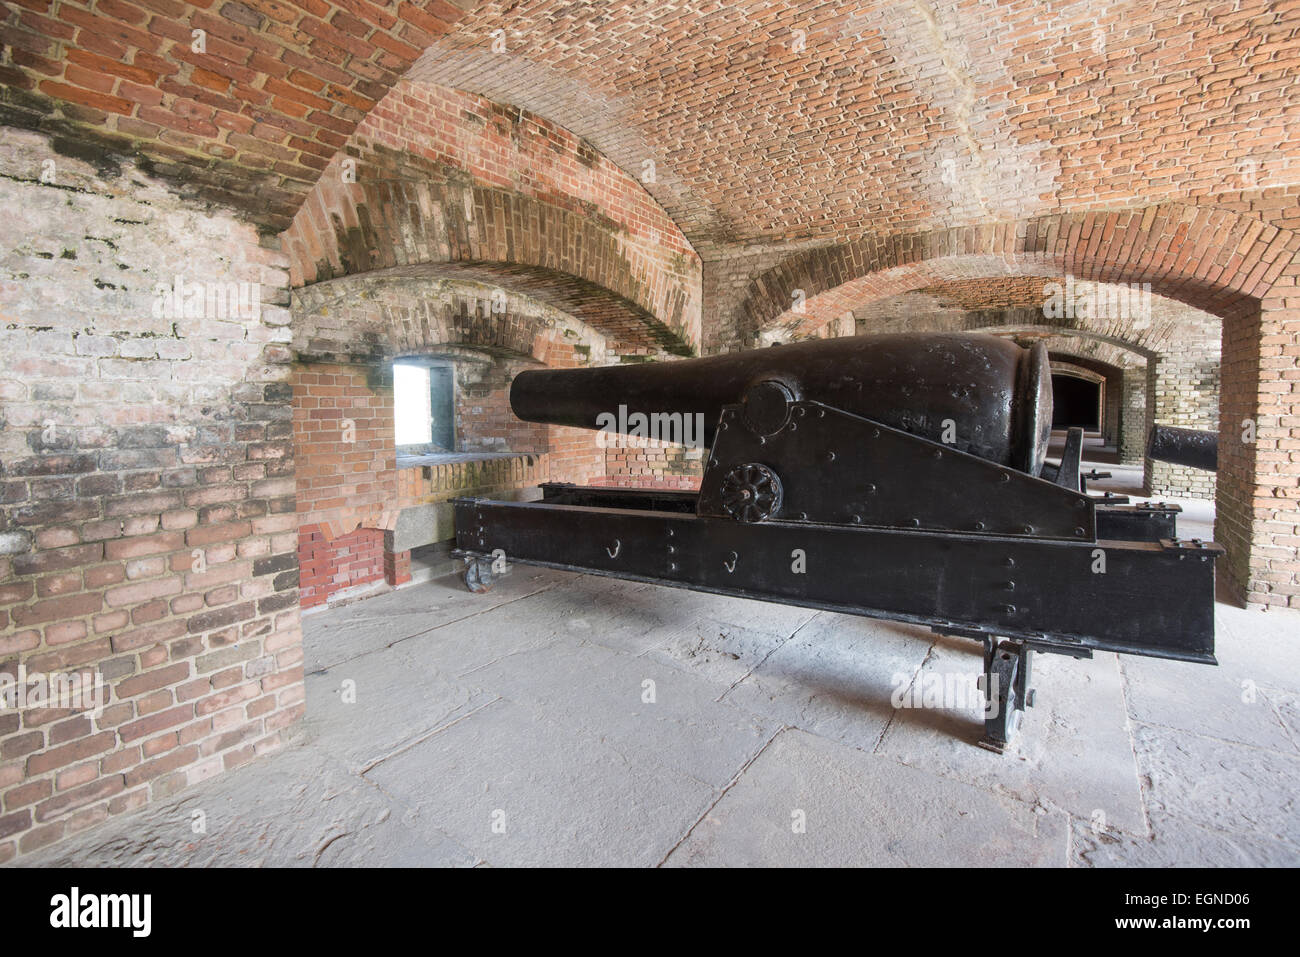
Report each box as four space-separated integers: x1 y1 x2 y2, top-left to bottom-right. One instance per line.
910 276 1075 311
0 0 480 231
3 0 1297 245
409 0 1300 254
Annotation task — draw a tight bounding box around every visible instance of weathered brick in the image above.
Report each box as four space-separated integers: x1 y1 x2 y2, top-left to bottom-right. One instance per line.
25 731 115 776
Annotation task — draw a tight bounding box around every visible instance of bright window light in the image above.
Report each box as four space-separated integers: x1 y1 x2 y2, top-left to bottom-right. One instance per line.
394 363 432 446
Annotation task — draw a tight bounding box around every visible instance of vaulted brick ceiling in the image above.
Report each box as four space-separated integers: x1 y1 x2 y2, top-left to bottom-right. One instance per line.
4 0 1296 245
409 0 1300 254
909 276 1101 312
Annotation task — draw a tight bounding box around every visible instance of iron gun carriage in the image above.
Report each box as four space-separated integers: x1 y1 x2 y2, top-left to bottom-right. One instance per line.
453 333 1221 750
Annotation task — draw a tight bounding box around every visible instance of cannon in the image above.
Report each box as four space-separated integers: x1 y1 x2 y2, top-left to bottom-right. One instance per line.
1147 425 1218 472
454 333 1220 751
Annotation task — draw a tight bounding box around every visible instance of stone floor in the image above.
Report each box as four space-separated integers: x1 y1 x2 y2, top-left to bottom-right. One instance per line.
16 480 1300 867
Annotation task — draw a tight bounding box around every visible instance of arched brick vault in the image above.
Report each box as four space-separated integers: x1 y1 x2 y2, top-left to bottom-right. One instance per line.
1053 363 1106 385
10 1 1300 241
1044 353 1128 394
292 273 602 366
861 304 1166 361
286 167 697 354
282 80 701 355
739 205 1292 341
774 215 1293 596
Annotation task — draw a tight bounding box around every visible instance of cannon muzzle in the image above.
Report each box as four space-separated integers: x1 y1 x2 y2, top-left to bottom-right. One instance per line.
510 332 1053 475
1146 425 1218 472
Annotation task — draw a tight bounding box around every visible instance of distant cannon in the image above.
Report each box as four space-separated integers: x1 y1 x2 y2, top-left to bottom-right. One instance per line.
455 333 1220 752
1147 425 1218 472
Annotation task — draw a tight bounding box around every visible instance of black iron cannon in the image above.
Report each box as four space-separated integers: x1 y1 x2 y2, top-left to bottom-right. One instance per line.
454 333 1220 751
511 333 1053 473
1147 425 1219 472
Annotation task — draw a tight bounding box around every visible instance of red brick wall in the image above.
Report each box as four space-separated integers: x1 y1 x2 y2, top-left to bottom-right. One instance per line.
290 362 396 609
455 360 547 455
290 363 396 544
298 525 386 609
1243 256 1300 607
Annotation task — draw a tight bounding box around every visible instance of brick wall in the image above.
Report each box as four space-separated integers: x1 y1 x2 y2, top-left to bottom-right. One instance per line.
1146 348 1220 500
0 129 303 859
290 362 397 609
298 525 385 608
395 454 547 504
599 444 705 491
1239 255 1300 608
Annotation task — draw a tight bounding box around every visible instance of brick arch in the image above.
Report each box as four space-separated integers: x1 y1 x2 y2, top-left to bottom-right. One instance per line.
292 273 607 368
283 82 703 357
1052 363 1106 386
739 204 1290 341
0 1 491 231
388 315 550 367
1043 352 1130 398
862 305 1166 362
1004 338 1141 373
285 170 693 356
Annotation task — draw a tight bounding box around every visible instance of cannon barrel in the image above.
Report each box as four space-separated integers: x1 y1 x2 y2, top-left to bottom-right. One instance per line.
511 332 1053 475
1146 425 1218 472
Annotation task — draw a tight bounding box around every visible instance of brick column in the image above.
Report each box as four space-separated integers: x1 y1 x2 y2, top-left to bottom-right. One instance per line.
1146 346 1220 500
383 549 411 587
1119 365 1146 466
1101 368 1122 449
1222 250 1300 607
